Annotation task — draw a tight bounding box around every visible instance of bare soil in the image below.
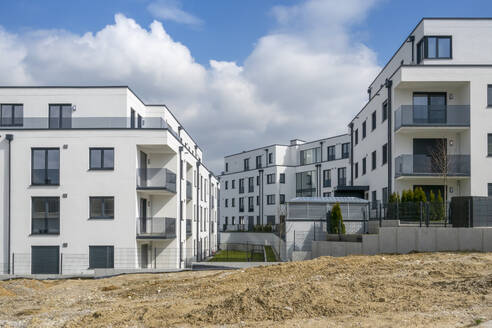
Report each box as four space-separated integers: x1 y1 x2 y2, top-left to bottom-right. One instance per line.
0 252 491 327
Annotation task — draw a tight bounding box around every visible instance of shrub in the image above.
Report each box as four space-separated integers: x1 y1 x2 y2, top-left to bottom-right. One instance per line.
414 187 427 202
329 203 345 234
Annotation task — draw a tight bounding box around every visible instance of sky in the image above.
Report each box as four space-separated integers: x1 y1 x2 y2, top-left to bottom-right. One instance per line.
0 0 491 174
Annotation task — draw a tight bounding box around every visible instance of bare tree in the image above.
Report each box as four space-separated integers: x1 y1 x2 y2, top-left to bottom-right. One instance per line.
429 138 454 219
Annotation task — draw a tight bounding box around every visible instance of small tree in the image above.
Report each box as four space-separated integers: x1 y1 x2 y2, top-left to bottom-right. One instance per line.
330 203 345 234
414 187 427 202
430 138 452 219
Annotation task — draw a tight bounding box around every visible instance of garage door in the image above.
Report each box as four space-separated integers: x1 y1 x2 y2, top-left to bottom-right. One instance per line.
32 246 59 274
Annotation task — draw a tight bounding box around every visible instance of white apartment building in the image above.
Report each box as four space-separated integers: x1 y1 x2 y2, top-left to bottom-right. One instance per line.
0 86 218 275
219 135 350 231
350 18 492 203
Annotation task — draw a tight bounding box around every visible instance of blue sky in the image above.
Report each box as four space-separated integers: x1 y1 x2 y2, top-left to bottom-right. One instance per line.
0 0 490 173
1 0 491 67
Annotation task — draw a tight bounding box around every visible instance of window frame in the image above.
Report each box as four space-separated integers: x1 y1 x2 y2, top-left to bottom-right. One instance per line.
267 173 276 184
0 103 23 127
372 150 377 171
371 111 376 131
279 173 285 184
362 121 367 139
418 36 452 63
323 169 331 188
488 133 492 157
337 167 346 186
89 196 115 220
382 100 388 122
382 143 388 165
31 148 60 186
31 196 60 235
488 85 492 108
341 143 350 159
49 103 72 129
244 158 250 171
266 194 276 205
89 148 115 170
327 145 336 161
280 194 285 204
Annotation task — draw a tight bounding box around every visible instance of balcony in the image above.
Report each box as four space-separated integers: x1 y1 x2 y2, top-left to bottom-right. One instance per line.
136 168 177 194
394 105 470 132
136 217 176 239
186 181 192 201
186 219 192 236
395 154 470 178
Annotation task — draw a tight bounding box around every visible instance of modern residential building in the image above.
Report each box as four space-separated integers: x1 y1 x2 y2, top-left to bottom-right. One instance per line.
0 86 218 275
219 135 350 231
349 18 492 203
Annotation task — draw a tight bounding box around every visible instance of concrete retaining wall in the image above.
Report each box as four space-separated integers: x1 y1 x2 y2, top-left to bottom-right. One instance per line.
312 227 492 258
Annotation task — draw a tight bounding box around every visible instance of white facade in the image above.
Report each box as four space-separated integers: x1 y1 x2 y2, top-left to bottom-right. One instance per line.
350 18 492 203
219 135 350 231
0 86 218 275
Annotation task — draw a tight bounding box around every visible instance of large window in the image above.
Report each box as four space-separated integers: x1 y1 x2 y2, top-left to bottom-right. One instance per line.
239 197 244 212
32 148 59 185
338 168 347 186
90 197 114 219
244 158 249 171
89 148 114 170
49 104 72 129
280 194 285 204
417 36 452 63
362 121 367 139
362 157 367 175
355 162 359 179
89 246 114 269
248 177 254 192
341 143 350 159
238 179 244 193
0 104 23 126
248 197 254 212
372 151 377 170
279 173 285 184
32 197 60 234
323 169 331 187
267 173 276 184
266 195 275 205
371 111 376 131
488 85 492 107
327 146 335 161
382 143 388 165
256 155 262 169
382 100 388 122
355 129 359 145
300 147 321 165
296 170 317 197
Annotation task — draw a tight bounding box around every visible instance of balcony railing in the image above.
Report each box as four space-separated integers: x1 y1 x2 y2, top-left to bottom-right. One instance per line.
394 105 470 131
395 154 470 178
136 217 176 239
186 219 192 236
136 168 177 192
186 181 192 200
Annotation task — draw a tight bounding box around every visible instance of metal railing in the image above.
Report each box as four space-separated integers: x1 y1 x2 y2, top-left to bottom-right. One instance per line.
395 154 470 177
186 181 192 200
136 168 177 192
0 116 168 129
136 217 176 239
213 243 265 262
394 105 470 131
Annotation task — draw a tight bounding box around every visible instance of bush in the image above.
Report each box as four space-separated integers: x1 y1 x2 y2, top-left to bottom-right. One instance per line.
414 187 427 202
389 192 400 203
329 203 345 234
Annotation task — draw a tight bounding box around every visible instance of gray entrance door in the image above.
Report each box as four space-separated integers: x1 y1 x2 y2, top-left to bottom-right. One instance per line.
32 246 59 274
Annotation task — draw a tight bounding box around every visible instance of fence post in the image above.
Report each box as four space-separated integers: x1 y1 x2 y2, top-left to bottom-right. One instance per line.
154 248 157 269
419 202 422 227
396 202 399 221
425 202 429 227
379 203 382 228
11 253 14 275
60 253 63 275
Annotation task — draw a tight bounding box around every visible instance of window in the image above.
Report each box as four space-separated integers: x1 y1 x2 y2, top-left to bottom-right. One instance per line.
296 170 317 197
323 169 331 187
300 147 321 165
231 198 235 207
362 157 366 175
267 173 275 184
371 111 376 131
323 192 331 197
267 215 275 225
0 104 23 126
248 177 254 192
225 181 228 190
90 197 114 219
225 163 229 172
256 155 262 169
338 168 346 186
256 196 259 206
231 216 235 225
382 100 388 122
32 148 59 185
362 121 367 139
417 36 452 63
268 153 273 164
256 175 260 186
488 85 492 107
382 187 388 204
382 143 388 165
355 162 359 179
239 197 244 212
49 104 72 128
89 148 114 170
327 146 335 161
130 109 136 128
341 143 350 159
244 158 250 171
137 114 142 128
32 197 60 234
279 173 285 184
280 194 285 204
489 134 492 156
355 129 359 145
372 191 377 209
372 151 377 170
239 179 244 193
225 199 228 208
248 197 254 212
225 216 228 225
231 180 235 189
267 195 275 205
89 246 114 269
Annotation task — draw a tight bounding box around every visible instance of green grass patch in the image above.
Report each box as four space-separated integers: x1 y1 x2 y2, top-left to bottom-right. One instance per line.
264 246 277 262
209 250 264 262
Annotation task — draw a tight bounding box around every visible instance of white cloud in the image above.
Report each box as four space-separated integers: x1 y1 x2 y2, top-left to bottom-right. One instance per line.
147 0 203 26
0 0 381 173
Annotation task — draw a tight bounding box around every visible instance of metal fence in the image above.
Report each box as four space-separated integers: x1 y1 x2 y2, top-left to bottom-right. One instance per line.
368 201 451 226
8 247 192 276
214 243 265 262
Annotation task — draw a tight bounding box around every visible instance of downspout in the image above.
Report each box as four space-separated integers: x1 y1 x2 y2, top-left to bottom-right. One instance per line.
316 164 321 196
259 169 264 225
196 161 201 261
349 123 354 186
407 36 415 64
208 173 212 257
6 134 13 274
178 146 183 267
385 79 393 196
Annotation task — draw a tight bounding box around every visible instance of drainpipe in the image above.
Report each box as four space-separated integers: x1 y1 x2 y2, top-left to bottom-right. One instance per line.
349 123 354 186
5 134 13 274
178 146 183 267
208 173 212 257
195 161 200 261
407 36 415 64
316 164 321 196
259 169 264 225
385 79 393 196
